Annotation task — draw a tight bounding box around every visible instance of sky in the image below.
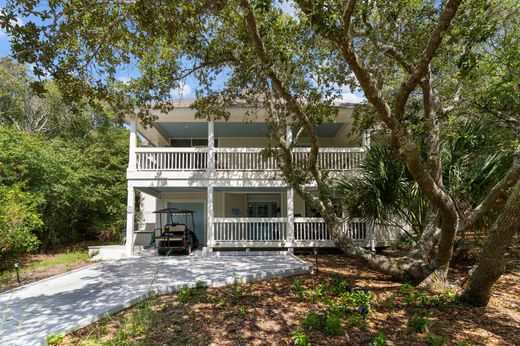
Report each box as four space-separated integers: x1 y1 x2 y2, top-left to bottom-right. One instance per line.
0 2 365 103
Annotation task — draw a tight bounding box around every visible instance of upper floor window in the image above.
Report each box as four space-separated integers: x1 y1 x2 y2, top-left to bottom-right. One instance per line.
170 138 219 147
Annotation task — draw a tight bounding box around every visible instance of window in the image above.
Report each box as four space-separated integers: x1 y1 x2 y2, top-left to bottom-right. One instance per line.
170 138 219 147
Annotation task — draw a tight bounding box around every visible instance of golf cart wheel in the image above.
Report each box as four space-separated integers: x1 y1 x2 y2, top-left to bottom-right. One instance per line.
158 249 166 256
186 246 192 255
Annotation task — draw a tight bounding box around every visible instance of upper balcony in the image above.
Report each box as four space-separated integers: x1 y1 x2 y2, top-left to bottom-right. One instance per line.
126 100 369 185
132 146 365 172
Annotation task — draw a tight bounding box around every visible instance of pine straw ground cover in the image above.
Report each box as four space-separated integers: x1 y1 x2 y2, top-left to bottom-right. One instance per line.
60 252 519 346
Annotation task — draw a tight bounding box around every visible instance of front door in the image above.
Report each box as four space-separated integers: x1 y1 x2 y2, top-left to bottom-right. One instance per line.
248 202 278 217
168 202 205 246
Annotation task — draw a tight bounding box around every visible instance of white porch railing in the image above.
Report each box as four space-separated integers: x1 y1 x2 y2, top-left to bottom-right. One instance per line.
213 217 288 242
212 217 369 247
293 217 367 242
292 147 365 171
135 147 208 171
134 147 365 172
215 148 278 171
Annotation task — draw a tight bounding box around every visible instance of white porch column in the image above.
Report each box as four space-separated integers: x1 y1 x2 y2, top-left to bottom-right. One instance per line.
363 129 371 149
125 185 135 256
127 116 137 172
207 119 215 172
287 188 295 253
206 185 214 252
286 123 294 253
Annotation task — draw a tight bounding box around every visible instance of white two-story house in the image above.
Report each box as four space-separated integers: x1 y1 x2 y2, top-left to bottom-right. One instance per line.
124 99 399 256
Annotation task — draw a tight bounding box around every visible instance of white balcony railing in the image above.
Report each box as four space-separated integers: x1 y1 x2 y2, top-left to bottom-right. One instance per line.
213 217 288 242
212 217 369 246
294 217 367 242
134 147 365 172
135 147 208 171
215 148 278 171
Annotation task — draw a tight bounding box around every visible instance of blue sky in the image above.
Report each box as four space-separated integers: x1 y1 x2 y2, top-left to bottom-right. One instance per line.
0 2 364 103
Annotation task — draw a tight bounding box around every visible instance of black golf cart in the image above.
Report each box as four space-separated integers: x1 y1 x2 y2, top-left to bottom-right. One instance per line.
153 208 200 255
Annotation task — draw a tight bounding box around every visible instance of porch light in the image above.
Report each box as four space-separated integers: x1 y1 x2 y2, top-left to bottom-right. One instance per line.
14 260 20 283
313 247 319 273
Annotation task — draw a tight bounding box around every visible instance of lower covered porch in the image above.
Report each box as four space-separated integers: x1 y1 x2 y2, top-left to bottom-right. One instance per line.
126 186 401 256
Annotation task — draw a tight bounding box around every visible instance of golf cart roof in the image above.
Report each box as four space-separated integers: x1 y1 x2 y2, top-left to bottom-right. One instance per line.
153 208 195 215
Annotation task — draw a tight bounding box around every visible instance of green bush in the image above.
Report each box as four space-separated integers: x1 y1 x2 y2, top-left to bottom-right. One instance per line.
324 312 343 335
292 329 311 346
303 311 325 330
178 286 196 303
428 333 447 346
0 185 42 268
329 274 351 296
339 289 374 312
408 313 429 333
373 332 387 346
347 314 367 329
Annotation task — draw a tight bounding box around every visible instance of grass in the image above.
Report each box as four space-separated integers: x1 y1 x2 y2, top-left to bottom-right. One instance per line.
0 251 90 286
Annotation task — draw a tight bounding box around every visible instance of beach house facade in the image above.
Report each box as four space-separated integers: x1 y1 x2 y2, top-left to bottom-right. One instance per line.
125 100 399 256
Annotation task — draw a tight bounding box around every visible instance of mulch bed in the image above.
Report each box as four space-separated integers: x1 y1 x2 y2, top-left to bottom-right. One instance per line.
63 249 520 346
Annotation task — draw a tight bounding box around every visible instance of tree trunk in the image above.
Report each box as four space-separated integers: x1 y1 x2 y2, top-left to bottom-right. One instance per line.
460 182 520 306
328 221 432 283
408 207 440 260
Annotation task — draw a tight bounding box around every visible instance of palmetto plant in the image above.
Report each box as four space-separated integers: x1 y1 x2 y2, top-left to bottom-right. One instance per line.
441 121 513 223
335 146 427 241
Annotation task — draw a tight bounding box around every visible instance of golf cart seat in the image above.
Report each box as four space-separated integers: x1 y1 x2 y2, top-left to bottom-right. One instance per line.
163 223 187 235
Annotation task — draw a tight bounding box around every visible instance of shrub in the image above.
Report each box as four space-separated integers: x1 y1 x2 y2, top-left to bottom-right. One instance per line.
292 329 311 346
347 314 367 329
428 333 447 346
178 286 196 303
0 185 42 268
46 333 64 345
408 313 429 333
303 311 324 330
292 279 306 300
339 289 374 312
208 294 227 307
329 274 351 296
373 332 387 346
324 312 343 335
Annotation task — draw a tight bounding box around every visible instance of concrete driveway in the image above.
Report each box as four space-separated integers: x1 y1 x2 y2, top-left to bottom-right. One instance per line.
0 254 310 345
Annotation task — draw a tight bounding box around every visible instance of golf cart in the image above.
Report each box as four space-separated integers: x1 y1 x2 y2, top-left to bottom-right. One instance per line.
153 208 200 255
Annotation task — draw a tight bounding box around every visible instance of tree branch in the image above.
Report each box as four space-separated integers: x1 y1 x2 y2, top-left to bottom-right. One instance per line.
393 0 463 119
463 145 520 230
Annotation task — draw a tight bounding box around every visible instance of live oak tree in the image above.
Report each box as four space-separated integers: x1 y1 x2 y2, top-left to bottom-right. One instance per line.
2 0 518 304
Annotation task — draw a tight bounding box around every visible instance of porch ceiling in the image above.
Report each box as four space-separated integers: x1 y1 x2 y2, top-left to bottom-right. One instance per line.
153 122 344 139
135 186 288 195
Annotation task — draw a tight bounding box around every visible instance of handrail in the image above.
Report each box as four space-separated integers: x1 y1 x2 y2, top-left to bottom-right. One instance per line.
135 147 208 153
214 217 289 222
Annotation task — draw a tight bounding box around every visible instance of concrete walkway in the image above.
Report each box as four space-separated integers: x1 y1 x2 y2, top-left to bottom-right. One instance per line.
0 254 310 345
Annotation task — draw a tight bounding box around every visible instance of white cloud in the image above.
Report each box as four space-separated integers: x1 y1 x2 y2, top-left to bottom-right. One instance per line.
117 76 131 85
276 1 297 18
337 92 365 104
170 83 193 98
0 14 23 39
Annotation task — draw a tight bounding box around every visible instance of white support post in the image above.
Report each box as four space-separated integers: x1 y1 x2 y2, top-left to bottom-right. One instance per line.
127 116 137 172
125 185 135 256
363 129 371 149
369 221 376 252
286 123 294 253
208 119 215 172
206 185 214 253
287 188 295 254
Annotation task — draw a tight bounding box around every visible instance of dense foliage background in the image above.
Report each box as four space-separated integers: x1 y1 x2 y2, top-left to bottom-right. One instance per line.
0 59 128 266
